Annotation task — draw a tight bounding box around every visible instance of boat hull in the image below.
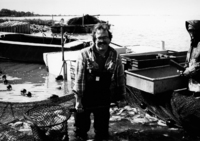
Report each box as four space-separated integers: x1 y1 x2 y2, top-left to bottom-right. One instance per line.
0 33 89 63
51 24 95 34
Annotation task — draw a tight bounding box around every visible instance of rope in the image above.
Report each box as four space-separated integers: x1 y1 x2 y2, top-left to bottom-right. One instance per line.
0 104 9 120
57 31 75 77
125 85 182 126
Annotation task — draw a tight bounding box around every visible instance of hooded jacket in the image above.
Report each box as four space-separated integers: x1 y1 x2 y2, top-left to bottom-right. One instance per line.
185 20 200 91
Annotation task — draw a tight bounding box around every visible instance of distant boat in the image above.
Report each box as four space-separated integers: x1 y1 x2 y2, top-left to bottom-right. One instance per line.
51 14 110 34
0 33 90 63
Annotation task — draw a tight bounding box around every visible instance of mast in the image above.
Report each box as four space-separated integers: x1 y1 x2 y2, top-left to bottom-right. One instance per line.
82 14 84 26
60 18 67 81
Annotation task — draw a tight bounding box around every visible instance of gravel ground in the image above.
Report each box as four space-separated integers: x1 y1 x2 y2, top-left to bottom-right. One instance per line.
1 106 199 141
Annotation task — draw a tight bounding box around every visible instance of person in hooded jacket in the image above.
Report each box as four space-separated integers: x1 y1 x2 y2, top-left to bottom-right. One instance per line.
181 20 200 94
72 23 126 141
171 20 200 137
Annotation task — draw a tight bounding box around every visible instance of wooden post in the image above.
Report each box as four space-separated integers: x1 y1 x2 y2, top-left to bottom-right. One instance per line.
61 25 67 81
61 26 64 61
52 15 54 26
161 40 165 50
82 14 84 26
28 23 30 34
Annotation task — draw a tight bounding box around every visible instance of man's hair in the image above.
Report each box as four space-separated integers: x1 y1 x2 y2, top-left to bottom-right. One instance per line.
92 23 112 42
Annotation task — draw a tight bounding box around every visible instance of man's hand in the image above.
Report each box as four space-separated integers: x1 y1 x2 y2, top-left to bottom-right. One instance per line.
75 100 84 113
74 93 84 113
116 100 127 108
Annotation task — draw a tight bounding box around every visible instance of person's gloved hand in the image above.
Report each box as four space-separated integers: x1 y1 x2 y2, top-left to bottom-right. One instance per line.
183 68 191 76
179 66 195 77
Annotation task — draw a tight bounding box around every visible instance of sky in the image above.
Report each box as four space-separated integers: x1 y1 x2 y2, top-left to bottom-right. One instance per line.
0 0 200 16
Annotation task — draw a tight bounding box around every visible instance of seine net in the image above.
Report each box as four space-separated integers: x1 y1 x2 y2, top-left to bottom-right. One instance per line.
24 104 71 141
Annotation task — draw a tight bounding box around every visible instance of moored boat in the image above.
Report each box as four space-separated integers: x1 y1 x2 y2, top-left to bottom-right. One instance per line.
124 20 200 137
51 24 96 34
51 14 110 34
0 32 90 63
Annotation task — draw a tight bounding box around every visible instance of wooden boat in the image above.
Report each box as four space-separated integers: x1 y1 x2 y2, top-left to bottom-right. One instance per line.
51 24 95 34
51 14 110 34
43 42 127 78
121 50 187 70
0 33 90 63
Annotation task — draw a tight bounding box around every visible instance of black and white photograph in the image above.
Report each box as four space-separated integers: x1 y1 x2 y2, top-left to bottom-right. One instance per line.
0 0 200 140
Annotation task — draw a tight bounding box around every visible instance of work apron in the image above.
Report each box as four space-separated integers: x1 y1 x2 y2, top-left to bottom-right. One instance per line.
82 70 112 108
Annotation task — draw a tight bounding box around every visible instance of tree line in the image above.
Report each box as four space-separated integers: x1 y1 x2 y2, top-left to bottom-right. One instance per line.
0 9 50 17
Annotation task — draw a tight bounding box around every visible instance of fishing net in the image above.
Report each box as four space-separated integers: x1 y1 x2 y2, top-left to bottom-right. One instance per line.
0 123 34 141
171 89 200 136
125 86 181 126
0 94 74 124
125 85 200 137
0 94 74 141
24 103 71 141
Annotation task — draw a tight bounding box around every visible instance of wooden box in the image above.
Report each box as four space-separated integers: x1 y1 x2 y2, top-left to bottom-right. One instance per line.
125 65 187 94
122 51 187 70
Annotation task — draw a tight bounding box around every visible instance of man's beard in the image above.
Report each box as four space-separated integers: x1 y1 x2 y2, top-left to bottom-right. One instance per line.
97 41 107 46
96 42 108 53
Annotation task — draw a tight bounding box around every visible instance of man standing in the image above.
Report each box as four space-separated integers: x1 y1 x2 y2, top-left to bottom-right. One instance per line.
73 23 126 141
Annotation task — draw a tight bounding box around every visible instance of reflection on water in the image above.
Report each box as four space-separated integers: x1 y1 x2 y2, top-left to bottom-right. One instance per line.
0 61 73 102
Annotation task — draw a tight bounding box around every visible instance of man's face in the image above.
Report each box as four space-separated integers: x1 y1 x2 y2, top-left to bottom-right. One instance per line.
95 29 111 53
188 25 198 40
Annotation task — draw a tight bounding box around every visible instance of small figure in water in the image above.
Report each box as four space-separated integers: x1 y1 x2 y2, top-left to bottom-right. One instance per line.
21 89 27 96
27 92 32 97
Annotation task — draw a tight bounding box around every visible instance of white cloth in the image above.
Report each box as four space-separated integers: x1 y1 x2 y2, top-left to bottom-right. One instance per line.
188 59 200 92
